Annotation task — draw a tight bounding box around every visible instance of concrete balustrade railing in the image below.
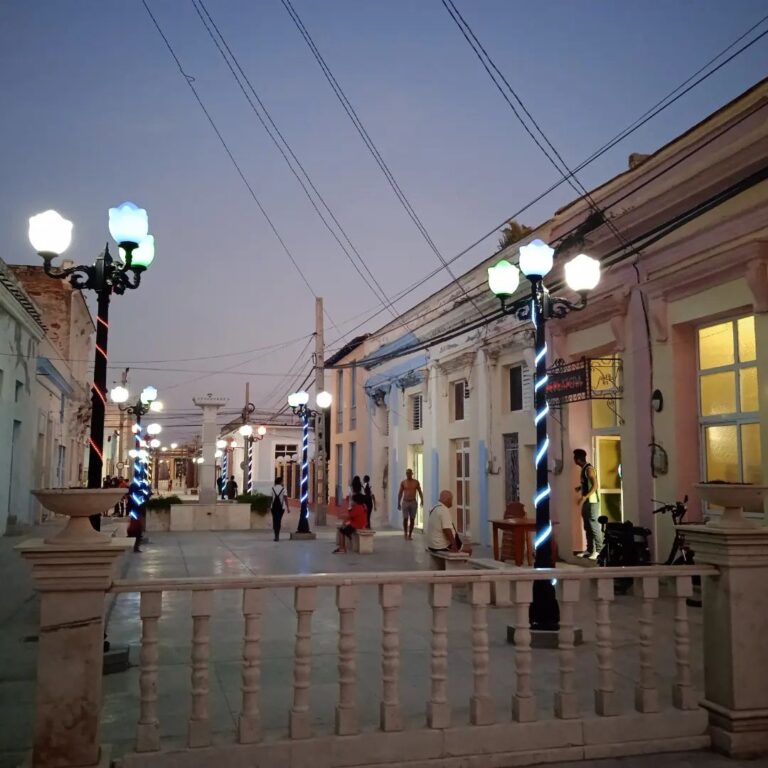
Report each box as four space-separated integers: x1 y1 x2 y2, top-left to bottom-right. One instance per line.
17 520 768 767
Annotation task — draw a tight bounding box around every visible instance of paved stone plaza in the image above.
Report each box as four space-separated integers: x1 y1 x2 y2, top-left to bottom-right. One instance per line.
0 520 759 767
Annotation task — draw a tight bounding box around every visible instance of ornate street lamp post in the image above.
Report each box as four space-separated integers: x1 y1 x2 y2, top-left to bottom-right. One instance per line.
239 420 267 494
287 390 332 534
110 385 163 520
28 203 155 530
488 240 601 631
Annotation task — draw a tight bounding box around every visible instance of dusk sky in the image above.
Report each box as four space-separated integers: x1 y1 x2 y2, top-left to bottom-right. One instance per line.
1 0 766 440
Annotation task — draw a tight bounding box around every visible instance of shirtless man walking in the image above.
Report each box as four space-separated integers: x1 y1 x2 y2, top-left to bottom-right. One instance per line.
397 468 424 540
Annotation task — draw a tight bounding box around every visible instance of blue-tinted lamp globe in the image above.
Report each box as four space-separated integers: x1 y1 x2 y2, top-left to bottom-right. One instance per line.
108 201 149 246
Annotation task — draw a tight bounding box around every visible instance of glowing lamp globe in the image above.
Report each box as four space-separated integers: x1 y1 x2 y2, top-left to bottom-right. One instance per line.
215 449 223 458
564 253 601 293
295 391 310 406
161 446 168 452
216 439 227 449
140 386 158 404
170 443 178 450
110 385 130 404
239 424 254 437
487 259 520 297
316 390 332 409
150 438 161 449
131 424 141 434
108 201 148 246
197 457 204 464
128 449 139 458
149 399 164 412
230 440 238 448
287 393 300 408
146 423 162 436
130 235 155 269
518 239 554 278
28 210 73 256
257 425 267 437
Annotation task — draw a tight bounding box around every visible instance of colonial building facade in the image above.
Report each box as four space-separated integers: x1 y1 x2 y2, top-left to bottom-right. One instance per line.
328 78 768 559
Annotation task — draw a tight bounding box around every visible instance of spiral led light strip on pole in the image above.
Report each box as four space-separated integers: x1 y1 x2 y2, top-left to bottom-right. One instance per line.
488 240 601 631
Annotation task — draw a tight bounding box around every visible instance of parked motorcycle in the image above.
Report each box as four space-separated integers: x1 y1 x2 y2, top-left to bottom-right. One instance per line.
596 516 652 594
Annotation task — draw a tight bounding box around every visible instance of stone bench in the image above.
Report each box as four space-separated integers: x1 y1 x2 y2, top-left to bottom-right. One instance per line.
428 549 471 571
352 529 375 554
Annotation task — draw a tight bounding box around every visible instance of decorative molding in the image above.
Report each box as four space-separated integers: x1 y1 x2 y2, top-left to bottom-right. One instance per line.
746 257 768 313
648 295 669 343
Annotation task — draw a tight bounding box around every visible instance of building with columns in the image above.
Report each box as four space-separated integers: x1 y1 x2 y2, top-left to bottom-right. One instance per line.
327 77 768 557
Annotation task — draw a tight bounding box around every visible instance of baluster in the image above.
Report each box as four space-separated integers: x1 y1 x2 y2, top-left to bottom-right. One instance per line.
336 584 359 735
188 590 213 747
238 588 263 743
554 579 580 719
136 591 162 752
290 585 316 739
512 580 536 722
470 581 495 725
379 583 403 732
426 582 452 729
672 576 697 710
593 578 617 716
635 576 660 713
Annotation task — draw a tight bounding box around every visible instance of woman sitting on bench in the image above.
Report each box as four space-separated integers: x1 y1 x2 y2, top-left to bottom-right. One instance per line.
333 476 368 553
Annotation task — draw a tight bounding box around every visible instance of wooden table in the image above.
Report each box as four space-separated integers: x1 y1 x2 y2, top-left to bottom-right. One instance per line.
490 518 558 565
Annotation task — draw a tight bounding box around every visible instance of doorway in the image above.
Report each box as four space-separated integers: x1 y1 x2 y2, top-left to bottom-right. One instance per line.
453 438 471 533
409 445 424 530
594 435 623 522
503 433 520 504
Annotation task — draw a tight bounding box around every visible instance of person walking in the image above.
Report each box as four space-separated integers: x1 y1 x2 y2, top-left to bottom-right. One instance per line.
270 476 290 541
333 476 367 553
573 448 602 559
225 475 238 500
397 468 423 540
362 475 376 529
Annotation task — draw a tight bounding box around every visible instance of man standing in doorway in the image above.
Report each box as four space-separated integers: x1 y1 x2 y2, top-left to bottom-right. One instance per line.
573 448 602 559
397 468 423 540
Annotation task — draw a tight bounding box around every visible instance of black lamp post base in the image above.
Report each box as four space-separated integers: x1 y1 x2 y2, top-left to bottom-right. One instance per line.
530 579 560 631
290 531 317 541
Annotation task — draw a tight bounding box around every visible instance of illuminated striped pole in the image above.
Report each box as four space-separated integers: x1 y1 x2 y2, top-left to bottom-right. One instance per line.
247 440 254 494
128 423 144 520
299 408 310 529
222 449 228 497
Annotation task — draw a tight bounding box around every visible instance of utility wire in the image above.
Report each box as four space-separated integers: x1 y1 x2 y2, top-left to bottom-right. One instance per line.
279 0 487 321
140 0 340 333
193 0 403 322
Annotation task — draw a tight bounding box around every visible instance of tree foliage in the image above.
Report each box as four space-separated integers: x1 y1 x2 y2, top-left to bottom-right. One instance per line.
498 219 533 250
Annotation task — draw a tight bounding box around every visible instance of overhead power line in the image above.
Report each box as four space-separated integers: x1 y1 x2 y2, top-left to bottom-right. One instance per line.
140 0 339 332
279 0 487 321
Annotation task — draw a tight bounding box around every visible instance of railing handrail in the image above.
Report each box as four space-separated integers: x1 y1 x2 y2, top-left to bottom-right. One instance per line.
111 564 717 593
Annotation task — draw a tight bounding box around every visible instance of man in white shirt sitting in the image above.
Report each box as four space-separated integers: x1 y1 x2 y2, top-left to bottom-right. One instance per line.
427 490 460 552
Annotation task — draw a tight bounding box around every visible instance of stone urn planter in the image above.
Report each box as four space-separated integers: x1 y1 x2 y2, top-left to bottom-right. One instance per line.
32 488 126 545
695 483 768 528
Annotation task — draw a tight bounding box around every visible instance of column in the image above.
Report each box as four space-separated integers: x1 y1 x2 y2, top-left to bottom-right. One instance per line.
423 362 441 508
682 522 768 757
17 535 130 767
474 348 492 547
192 394 228 505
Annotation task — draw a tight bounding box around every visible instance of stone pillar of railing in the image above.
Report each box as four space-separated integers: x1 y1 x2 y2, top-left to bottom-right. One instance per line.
17 535 130 767
682 519 768 758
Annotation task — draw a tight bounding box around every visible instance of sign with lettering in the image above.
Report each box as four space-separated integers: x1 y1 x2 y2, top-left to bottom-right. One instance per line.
545 359 588 404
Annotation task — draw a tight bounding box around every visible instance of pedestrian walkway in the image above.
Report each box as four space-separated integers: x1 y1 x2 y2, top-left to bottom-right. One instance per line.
0 523 750 767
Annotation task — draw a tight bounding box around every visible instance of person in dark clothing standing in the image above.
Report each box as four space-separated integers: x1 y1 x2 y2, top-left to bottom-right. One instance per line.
362 475 376 529
225 475 238 500
270 477 290 541
573 448 602 559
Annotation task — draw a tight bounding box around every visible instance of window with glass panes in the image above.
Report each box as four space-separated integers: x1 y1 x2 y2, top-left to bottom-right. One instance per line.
698 316 761 485
591 355 622 430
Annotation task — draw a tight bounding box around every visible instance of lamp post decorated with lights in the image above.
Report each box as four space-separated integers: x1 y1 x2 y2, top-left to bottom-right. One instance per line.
110 385 163 520
488 239 600 632
287 390 332 536
28 203 155 528
239 420 267 495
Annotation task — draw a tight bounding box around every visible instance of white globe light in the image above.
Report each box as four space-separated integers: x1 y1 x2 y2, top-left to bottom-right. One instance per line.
28 210 73 256
257 425 267 436
150 438 161 449
128 449 139 458
295 391 310 406
518 239 554 278
108 201 149 245
131 424 141 434
230 439 238 448
170 442 178 449
316 390 332 409
239 424 254 437
146 423 162 436
161 446 168 452
130 234 155 269
287 393 299 408
564 253 601 292
197 457 204 464
215 449 223 458
110 385 129 404
216 439 227 449
138 449 149 461
149 399 164 412
140 386 158 404
487 259 520 297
